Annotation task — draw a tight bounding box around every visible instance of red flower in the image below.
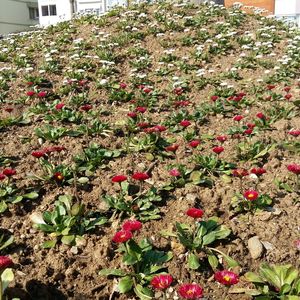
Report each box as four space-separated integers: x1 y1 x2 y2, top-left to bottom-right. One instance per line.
26 81 34 86
165 144 179 152
178 283 203 299
127 112 137 118
247 123 256 129
287 164 300 175
2 168 16 176
180 120 191 127
0 256 12 271
112 230 132 243
232 169 249 177
4 107 13 112
31 151 45 158
243 190 259 201
285 94 292 100
256 112 266 119
55 103 65 110
154 125 167 132
53 172 64 181
233 115 243 122
136 106 147 113
189 140 200 148
151 274 173 290
137 122 149 128
112 175 127 183
216 135 227 142
143 87 152 94
169 169 181 177
0 174 5 180
186 208 204 219
119 82 127 89
215 270 239 285
174 87 184 95
37 91 47 98
132 172 150 181
211 95 219 101
174 101 190 107
52 146 66 152
26 91 35 97
81 104 92 111
288 130 300 137
122 220 142 232
212 146 224 154
250 167 266 176
266 84 276 90
283 86 291 92
244 128 253 135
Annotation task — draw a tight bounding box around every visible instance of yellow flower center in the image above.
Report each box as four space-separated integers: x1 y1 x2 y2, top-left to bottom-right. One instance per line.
223 275 231 282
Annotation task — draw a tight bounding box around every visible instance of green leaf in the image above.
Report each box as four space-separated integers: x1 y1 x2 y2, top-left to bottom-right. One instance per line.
23 192 39 199
134 284 153 300
1 268 14 292
0 235 14 251
188 253 200 270
42 240 57 248
202 232 216 246
244 272 265 283
0 201 8 213
280 283 291 294
208 254 219 269
99 269 126 277
10 196 23 204
77 177 89 184
221 253 239 268
61 235 75 245
118 276 133 293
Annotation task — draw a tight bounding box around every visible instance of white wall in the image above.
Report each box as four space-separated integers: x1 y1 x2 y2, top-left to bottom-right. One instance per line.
77 0 106 14
275 0 297 15
0 0 39 35
38 0 72 26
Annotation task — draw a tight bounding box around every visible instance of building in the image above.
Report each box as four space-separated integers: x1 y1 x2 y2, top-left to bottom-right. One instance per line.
275 0 300 27
0 0 39 35
224 0 275 14
38 0 126 26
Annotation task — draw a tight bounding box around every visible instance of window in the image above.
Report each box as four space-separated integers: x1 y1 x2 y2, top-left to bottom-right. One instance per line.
49 5 57 16
29 7 39 20
41 5 57 17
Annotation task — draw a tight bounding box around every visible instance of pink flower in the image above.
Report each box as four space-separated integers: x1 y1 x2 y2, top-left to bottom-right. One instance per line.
137 122 149 128
169 169 181 177
186 208 204 219
244 128 253 135
287 164 300 175
112 175 127 183
211 95 219 101
122 220 142 232
215 270 239 285
143 87 152 93
212 146 224 154
180 120 191 127
0 174 5 180
119 82 127 89
178 283 203 299
154 125 167 132
132 172 150 181
233 115 243 122
243 190 259 201
112 230 132 243
285 94 292 100
151 274 173 290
